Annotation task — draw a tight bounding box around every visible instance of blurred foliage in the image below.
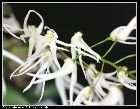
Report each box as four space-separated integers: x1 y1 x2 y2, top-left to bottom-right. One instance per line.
3 4 12 17
3 83 30 105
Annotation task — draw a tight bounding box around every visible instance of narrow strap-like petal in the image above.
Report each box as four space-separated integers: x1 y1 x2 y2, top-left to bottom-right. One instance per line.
10 51 49 79
95 84 107 97
78 51 86 78
23 10 44 34
63 76 83 90
3 24 26 42
50 42 61 69
127 16 136 29
55 78 68 105
104 71 117 77
38 81 45 103
55 39 74 47
12 55 46 78
29 58 75 84
71 33 101 61
70 66 77 105
119 40 136 45
28 37 35 58
75 48 98 61
23 61 49 92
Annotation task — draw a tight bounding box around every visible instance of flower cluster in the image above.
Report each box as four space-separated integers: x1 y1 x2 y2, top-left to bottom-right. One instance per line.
3 10 136 105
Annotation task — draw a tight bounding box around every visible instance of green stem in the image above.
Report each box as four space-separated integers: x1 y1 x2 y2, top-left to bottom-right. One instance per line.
73 54 81 62
102 41 117 58
91 72 102 88
127 70 136 74
100 62 105 72
82 61 89 69
127 70 136 79
114 54 136 64
101 58 119 70
59 50 69 59
90 37 111 48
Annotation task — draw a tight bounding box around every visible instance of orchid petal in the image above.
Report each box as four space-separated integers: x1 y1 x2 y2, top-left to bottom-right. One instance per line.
70 65 77 105
63 76 83 90
50 43 69 52
13 55 46 78
50 42 61 69
104 71 117 77
23 60 49 92
117 71 136 90
10 51 49 79
126 36 136 40
99 86 124 105
3 24 26 42
71 46 77 59
28 37 35 58
50 62 68 105
75 48 98 61
95 90 103 100
28 58 75 84
127 16 136 29
55 78 68 105
55 39 74 47
118 41 136 45
84 86 123 105
64 81 81 95
78 54 86 78
38 81 45 103
71 32 101 61
24 10 44 34
19 62 33 73
95 84 106 97
73 86 93 105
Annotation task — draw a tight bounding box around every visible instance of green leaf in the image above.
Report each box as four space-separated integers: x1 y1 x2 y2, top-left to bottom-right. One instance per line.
3 84 30 105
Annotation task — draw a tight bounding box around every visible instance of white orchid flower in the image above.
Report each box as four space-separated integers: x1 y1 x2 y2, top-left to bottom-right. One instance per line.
73 86 94 105
83 86 124 105
117 66 136 90
110 16 136 45
86 64 121 100
69 32 101 104
71 32 101 61
3 10 44 43
26 58 76 84
3 10 68 79
71 32 101 78
3 10 46 73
